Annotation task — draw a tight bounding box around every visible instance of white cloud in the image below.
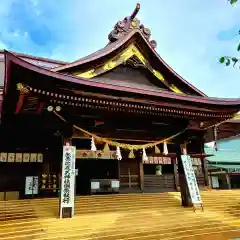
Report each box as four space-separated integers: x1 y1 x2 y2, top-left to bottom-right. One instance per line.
0 41 6 49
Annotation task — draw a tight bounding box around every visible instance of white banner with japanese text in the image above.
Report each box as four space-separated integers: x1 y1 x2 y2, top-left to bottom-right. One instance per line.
181 155 202 204
60 145 76 218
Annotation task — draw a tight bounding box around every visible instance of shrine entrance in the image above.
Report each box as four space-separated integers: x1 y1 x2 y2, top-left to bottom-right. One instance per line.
75 158 119 195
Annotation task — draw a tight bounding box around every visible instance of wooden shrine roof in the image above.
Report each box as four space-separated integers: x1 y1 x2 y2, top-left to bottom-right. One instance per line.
2 51 240 142
0 51 68 89
0 50 68 66
4 50 240 109
52 29 206 97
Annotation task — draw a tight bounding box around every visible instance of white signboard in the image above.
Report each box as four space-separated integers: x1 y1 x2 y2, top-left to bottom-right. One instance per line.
211 176 219 188
111 180 120 188
228 168 240 173
181 155 202 204
60 145 76 218
25 176 39 195
91 181 100 190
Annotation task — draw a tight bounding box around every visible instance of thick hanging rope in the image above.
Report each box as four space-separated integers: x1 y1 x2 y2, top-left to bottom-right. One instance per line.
53 111 190 150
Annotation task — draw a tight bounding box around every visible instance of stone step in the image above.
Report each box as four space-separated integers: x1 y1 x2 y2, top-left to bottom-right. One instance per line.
1 212 240 238
3 222 240 240
0 190 239 240
0 202 238 222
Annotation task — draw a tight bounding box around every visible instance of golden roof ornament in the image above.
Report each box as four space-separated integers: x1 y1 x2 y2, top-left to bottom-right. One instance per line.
108 3 157 49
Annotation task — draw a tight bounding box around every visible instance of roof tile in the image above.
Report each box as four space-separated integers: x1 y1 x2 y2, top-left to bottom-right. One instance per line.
205 137 240 163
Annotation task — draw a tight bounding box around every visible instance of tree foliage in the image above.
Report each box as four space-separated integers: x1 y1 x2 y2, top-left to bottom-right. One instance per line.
228 0 238 4
219 0 240 68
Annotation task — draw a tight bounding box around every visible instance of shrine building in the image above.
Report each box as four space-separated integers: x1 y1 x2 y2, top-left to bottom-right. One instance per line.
0 3 240 204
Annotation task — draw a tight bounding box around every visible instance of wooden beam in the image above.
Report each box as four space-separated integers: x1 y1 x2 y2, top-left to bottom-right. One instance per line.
202 158 209 186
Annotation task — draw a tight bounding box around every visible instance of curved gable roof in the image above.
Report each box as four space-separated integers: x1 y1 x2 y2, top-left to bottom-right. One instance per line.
52 30 206 97
4 50 240 108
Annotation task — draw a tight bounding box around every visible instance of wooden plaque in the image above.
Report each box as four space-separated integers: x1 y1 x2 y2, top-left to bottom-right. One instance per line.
7 153 15 162
15 153 23 163
30 153 37 162
37 153 43 163
23 153 30 162
0 153 7 162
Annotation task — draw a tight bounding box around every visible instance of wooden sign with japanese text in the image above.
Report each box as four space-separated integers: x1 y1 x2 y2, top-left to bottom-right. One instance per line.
143 156 171 164
0 152 43 163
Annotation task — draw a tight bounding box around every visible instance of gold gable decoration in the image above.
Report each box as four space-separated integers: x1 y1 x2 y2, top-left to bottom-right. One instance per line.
75 44 135 79
170 85 184 94
74 44 184 95
233 112 240 119
78 69 95 79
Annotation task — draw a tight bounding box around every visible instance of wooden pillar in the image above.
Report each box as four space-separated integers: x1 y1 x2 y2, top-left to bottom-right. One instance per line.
173 158 179 191
175 143 192 207
200 137 210 187
226 173 231 189
208 175 212 189
202 158 209 187
118 159 121 181
139 160 144 192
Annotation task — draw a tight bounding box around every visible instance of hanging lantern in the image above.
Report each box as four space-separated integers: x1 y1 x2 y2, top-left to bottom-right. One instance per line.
116 146 122 160
91 137 97 151
163 142 168 155
155 145 161 154
142 148 148 161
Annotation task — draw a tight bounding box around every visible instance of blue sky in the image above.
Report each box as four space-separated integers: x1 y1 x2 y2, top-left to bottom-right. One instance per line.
0 0 240 98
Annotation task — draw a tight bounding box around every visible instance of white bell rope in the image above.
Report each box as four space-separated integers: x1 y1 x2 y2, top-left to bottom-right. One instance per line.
142 148 148 161
116 146 122 160
163 141 168 155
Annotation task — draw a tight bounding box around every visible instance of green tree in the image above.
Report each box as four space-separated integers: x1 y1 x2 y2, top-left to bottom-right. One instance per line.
219 0 240 67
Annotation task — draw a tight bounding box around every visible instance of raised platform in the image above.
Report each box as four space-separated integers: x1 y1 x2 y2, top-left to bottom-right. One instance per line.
0 190 240 239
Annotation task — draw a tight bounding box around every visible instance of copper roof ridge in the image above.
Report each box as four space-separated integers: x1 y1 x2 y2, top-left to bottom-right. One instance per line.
5 50 240 106
0 50 68 65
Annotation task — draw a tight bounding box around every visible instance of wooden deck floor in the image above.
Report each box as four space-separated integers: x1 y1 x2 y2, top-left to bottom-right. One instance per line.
0 190 239 239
